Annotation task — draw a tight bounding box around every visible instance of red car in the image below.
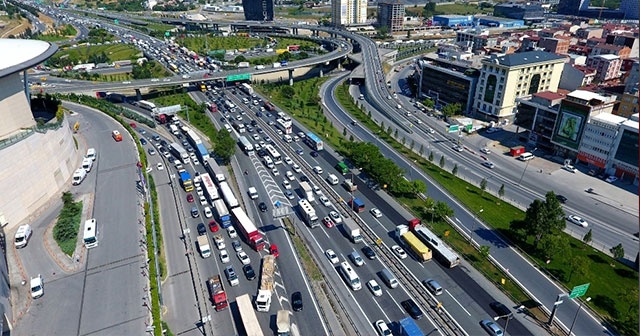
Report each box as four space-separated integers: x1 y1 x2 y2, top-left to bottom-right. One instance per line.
322 217 334 228
186 193 194 203
209 220 219 232
269 244 279 258
129 122 137 128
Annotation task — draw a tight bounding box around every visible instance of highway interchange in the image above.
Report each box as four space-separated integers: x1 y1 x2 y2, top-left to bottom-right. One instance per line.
14 4 638 336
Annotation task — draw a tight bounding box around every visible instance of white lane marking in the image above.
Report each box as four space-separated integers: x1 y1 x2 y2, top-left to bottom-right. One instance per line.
445 289 471 316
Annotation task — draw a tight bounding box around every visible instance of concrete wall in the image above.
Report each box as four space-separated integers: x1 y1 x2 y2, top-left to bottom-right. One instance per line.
0 74 36 139
0 121 81 230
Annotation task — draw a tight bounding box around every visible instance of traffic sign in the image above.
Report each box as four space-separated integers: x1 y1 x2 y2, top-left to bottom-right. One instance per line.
448 125 459 133
569 283 590 299
165 31 170 37
226 74 251 82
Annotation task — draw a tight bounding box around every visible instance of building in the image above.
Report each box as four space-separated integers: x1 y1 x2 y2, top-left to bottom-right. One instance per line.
432 15 473 27
377 0 405 32
456 29 498 52
538 37 571 54
610 116 638 182
575 27 603 39
242 0 273 21
473 51 567 121
620 0 639 19
616 92 639 118
624 61 639 93
332 0 367 26
605 33 639 58
586 54 622 81
515 91 566 152
493 3 545 22
474 15 525 28
559 64 596 90
417 56 481 113
551 90 616 157
591 43 632 59
557 0 590 14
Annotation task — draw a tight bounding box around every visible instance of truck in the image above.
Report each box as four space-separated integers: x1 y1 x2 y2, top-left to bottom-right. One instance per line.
272 62 281 68
155 113 169 124
409 218 460 268
179 171 194 192
231 207 266 251
169 124 179 135
237 61 250 68
197 235 211 258
207 275 228 311
297 199 319 228
343 218 363 243
276 310 291 336
169 142 190 164
300 181 314 202
343 179 357 192
213 199 232 228
255 255 276 312
396 225 432 262
213 234 225 250
399 317 424 336
348 197 365 213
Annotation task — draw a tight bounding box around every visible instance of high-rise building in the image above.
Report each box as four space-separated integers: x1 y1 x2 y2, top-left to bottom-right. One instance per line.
473 51 566 121
557 0 590 14
242 0 273 21
620 0 639 19
377 0 405 32
493 3 544 22
332 0 367 26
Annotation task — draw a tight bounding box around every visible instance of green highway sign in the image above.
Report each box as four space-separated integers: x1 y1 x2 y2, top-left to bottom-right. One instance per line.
569 283 590 299
165 31 171 37
448 125 459 133
226 74 251 82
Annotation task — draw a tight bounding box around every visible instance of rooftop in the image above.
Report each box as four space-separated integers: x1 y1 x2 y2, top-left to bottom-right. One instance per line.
484 50 566 67
593 112 628 124
568 89 611 103
0 39 57 78
595 54 621 60
534 91 566 101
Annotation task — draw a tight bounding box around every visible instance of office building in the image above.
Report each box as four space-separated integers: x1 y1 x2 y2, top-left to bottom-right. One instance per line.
586 54 622 81
515 91 566 152
493 3 545 22
456 29 498 52
616 92 639 118
474 16 525 28
591 43 632 59
557 0 590 14
605 33 639 58
433 15 473 27
377 0 405 32
242 0 274 21
332 0 367 26
473 51 566 121
417 56 481 113
538 37 571 54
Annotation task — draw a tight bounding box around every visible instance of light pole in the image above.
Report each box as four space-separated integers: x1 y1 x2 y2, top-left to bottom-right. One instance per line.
494 313 512 335
517 147 537 185
568 297 591 335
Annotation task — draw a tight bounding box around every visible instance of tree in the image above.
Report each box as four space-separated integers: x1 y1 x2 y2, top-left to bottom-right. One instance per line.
439 155 445 168
394 128 398 138
214 130 236 164
386 126 392 134
480 178 487 195
583 229 592 244
401 137 406 145
498 184 505 199
428 151 434 162
479 246 490 259
343 127 347 136
411 180 427 195
452 164 458 176
233 55 247 63
280 86 295 99
377 26 389 38
442 102 462 118
423 98 435 108
610 243 625 259
433 201 454 222
422 197 436 222
419 144 424 156
511 191 566 247
538 234 568 260
567 255 589 282
422 1 436 17
410 139 415 150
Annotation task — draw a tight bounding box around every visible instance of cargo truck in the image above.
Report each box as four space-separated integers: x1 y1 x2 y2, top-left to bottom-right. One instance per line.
343 218 363 243
179 171 194 192
348 197 365 213
396 225 432 262
169 142 190 164
343 179 357 192
197 235 212 258
255 255 276 312
300 181 314 202
408 219 460 268
207 275 228 311
213 199 232 228
276 310 291 336
399 317 424 336
231 207 266 251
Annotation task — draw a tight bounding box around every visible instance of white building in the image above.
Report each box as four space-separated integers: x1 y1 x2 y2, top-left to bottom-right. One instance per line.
332 0 367 26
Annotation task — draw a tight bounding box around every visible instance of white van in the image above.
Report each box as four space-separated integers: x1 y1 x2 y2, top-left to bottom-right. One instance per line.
518 152 535 161
263 157 274 169
248 187 259 199
81 158 93 172
283 135 292 143
86 148 97 161
72 168 87 185
15 224 32 248
327 174 339 185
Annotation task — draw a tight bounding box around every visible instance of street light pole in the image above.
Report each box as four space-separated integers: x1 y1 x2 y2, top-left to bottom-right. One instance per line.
473 208 483 244
568 297 591 335
517 147 537 185
494 314 512 336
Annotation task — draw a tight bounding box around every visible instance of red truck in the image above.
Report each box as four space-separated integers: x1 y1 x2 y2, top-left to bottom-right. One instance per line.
207 275 228 311
155 114 169 124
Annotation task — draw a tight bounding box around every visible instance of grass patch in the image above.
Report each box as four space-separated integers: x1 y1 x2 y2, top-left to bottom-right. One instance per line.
50 44 143 67
98 61 171 82
53 192 83 257
177 35 265 53
283 217 323 281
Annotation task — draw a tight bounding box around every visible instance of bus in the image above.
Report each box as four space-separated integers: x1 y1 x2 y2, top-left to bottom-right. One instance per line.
200 173 219 202
169 63 178 72
265 145 282 164
338 262 361 291
112 130 123 142
275 118 292 134
238 136 254 154
414 226 460 268
137 100 157 111
240 83 254 95
335 162 349 175
219 181 239 209
236 294 264 336
83 218 98 249
305 132 323 151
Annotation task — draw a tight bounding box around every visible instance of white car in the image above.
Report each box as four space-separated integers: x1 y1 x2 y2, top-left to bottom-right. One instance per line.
370 208 382 218
313 166 323 174
204 206 213 218
375 320 392 336
605 176 618 183
156 162 164 170
368 280 383 297
567 215 588 227
200 196 208 205
427 127 435 134
452 145 464 152
319 196 331 207
282 180 292 189
220 249 230 263
325 249 339 264
312 185 322 195
562 165 577 173
392 245 408 259
284 156 293 165
237 250 251 265
329 211 342 224
272 168 280 176
292 164 302 173
30 274 44 299
482 161 495 169
285 171 295 181
196 186 204 196
227 226 238 238
480 147 491 154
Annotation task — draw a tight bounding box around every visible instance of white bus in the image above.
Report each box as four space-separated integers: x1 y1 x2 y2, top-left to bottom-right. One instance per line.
338 261 361 291
83 218 98 249
137 100 156 111
264 144 282 164
275 118 292 134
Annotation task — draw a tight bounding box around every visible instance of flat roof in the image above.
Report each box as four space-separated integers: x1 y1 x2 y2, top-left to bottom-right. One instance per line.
569 89 608 101
0 39 58 78
593 113 627 124
486 50 566 67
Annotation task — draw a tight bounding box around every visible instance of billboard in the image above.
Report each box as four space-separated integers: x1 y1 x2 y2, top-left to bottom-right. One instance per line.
551 100 589 150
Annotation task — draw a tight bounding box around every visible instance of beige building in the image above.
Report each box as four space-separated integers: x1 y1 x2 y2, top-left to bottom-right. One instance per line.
473 51 566 121
332 0 367 26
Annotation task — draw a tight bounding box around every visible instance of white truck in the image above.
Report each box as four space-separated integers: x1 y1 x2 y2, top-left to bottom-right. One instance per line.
300 181 314 202
277 310 291 336
344 218 363 243
255 255 276 312
169 124 179 135
213 234 225 250
197 235 211 258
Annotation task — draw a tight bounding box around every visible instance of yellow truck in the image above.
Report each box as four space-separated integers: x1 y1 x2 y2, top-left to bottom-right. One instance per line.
396 225 432 262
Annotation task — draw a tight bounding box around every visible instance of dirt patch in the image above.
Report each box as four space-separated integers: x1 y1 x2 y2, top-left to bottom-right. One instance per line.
0 18 30 38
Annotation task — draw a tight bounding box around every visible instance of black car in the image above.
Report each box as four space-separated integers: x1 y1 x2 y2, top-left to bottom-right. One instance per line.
401 299 423 319
292 291 303 312
160 140 168 148
250 120 258 127
243 264 256 280
259 202 268 212
140 138 147 145
300 175 309 182
489 301 513 319
257 149 268 157
310 151 319 157
197 223 206 236
556 195 568 203
362 246 376 259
